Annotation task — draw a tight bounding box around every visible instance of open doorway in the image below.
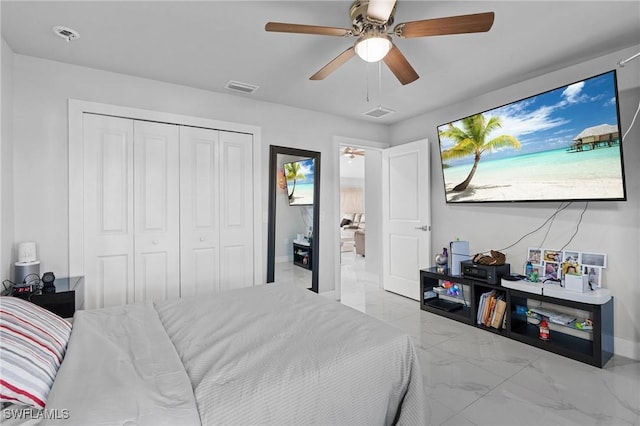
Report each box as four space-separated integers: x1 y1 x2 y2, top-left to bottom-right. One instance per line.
332 136 386 301
337 142 386 303
339 146 366 259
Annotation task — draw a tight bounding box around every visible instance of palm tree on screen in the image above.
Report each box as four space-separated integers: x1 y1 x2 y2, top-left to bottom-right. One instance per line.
439 114 521 192
284 162 306 201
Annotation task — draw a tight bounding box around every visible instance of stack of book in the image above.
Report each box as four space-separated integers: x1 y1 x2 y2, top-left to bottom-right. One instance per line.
477 290 507 329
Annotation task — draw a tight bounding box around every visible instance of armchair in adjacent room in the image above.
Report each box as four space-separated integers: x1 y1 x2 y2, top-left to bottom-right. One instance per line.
354 229 365 256
340 213 365 252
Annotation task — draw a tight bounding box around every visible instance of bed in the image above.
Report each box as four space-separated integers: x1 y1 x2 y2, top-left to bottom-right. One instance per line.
1 283 425 425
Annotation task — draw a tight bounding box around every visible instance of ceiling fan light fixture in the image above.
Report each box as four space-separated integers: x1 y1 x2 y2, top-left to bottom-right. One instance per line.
354 31 392 62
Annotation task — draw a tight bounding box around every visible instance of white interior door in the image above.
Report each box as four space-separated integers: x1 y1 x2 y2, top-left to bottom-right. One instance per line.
218 131 254 291
382 140 431 300
83 114 135 309
179 126 220 296
133 121 180 302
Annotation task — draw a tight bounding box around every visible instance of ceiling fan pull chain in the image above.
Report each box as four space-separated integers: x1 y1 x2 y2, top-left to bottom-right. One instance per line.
365 62 370 102
378 60 383 106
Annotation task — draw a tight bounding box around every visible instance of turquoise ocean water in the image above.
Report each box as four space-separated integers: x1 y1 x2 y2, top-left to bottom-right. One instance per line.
443 146 625 183
289 183 314 205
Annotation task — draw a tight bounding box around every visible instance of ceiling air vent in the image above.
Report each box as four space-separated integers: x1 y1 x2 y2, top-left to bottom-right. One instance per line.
225 80 259 94
363 106 395 119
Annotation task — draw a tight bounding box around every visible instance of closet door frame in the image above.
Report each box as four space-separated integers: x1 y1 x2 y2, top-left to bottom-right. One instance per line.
68 100 263 303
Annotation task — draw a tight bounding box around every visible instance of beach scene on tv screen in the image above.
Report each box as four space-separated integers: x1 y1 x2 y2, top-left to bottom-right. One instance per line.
285 158 314 206
438 71 625 203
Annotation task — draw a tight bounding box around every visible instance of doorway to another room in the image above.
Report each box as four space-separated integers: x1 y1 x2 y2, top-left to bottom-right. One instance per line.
339 144 376 306
339 146 366 258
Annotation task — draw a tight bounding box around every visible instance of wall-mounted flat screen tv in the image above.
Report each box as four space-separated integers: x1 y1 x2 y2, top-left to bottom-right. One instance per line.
437 70 626 203
284 158 315 206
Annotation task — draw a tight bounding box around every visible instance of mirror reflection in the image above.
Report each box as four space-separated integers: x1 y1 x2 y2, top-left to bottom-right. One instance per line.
267 145 320 292
274 154 314 290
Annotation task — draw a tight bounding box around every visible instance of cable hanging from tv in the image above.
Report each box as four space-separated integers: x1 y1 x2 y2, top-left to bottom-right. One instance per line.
617 50 640 141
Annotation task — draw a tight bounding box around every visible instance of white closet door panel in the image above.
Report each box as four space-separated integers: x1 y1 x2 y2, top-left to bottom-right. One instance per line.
192 247 218 295
83 114 134 309
134 121 180 302
219 132 254 289
180 126 220 297
220 245 249 291
98 255 131 308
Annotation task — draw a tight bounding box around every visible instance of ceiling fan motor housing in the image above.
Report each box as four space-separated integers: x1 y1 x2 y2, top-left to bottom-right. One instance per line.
350 0 396 35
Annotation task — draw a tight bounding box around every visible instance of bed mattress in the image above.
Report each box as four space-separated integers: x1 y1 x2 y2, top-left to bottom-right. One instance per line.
36 283 425 425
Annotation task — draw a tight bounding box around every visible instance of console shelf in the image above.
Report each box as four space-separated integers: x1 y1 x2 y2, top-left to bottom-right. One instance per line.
420 267 614 368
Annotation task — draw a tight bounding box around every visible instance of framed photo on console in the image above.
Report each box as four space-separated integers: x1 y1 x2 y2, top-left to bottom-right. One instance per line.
584 266 602 288
527 248 542 265
562 250 580 263
581 252 607 268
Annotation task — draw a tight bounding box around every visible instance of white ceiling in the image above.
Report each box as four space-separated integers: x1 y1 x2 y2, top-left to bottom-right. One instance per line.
2 1 639 125
340 151 365 179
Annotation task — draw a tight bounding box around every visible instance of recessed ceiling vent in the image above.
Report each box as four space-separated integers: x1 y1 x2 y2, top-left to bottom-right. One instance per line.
363 106 395 119
225 80 259 94
52 26 80 42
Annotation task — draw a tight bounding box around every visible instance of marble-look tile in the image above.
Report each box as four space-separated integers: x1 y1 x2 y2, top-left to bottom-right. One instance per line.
417 346 505 408
404 315 469 350
441 413 478 426
424 393 460 426
435 328 545 378
460 378 637 425
506 353 640 425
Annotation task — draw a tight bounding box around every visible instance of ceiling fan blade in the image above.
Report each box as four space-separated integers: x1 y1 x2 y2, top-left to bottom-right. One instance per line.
367 0 397 23
396 12 495 38
265 22 351 37
383 45 419 85
310 47 356 81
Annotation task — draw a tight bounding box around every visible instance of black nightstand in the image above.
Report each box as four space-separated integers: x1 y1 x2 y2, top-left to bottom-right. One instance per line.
29 276 84 319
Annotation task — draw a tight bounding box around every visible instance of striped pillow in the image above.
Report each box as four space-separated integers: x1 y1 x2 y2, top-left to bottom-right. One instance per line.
0 296 72 409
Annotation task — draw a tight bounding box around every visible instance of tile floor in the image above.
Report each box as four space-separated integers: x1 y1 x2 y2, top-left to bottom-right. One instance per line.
338 251 640 426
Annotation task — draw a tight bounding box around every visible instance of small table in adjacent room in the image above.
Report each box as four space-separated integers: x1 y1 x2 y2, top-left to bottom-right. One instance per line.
29 276 84 319
293 241 313 270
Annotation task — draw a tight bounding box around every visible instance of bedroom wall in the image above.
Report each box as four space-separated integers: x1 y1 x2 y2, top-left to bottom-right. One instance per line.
1 38 14 284
390 45 640 360
8 53 390 295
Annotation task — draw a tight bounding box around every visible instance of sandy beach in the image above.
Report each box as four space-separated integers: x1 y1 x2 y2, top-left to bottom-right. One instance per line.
443 147 625 202
289 183 314 205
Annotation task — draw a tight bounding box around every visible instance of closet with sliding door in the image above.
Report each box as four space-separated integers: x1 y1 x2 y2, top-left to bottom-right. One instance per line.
79 112 255 309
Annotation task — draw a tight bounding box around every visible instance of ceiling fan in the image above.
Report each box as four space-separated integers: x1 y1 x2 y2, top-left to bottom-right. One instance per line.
265 0 494 85
342 146 365 158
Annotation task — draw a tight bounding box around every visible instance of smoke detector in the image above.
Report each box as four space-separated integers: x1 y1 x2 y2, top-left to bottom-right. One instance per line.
52 26 80 42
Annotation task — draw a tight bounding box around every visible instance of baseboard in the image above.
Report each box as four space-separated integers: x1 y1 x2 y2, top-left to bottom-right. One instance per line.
614 336 640 361
320 290 340 301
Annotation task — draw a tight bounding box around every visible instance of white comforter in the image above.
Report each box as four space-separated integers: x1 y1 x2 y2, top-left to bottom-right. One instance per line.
44 284 425 425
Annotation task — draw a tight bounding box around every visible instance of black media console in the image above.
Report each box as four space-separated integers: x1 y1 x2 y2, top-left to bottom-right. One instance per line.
420 267 614 368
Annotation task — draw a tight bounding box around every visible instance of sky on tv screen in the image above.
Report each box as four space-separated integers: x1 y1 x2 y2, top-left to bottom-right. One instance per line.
439 72 619 164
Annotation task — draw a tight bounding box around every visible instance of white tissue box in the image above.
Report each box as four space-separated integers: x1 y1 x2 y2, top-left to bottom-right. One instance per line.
564 274 588 293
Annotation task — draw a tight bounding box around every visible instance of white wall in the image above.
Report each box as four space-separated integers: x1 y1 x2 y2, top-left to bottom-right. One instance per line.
390 45 640 360
1 38 14 283
9 53 390 294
